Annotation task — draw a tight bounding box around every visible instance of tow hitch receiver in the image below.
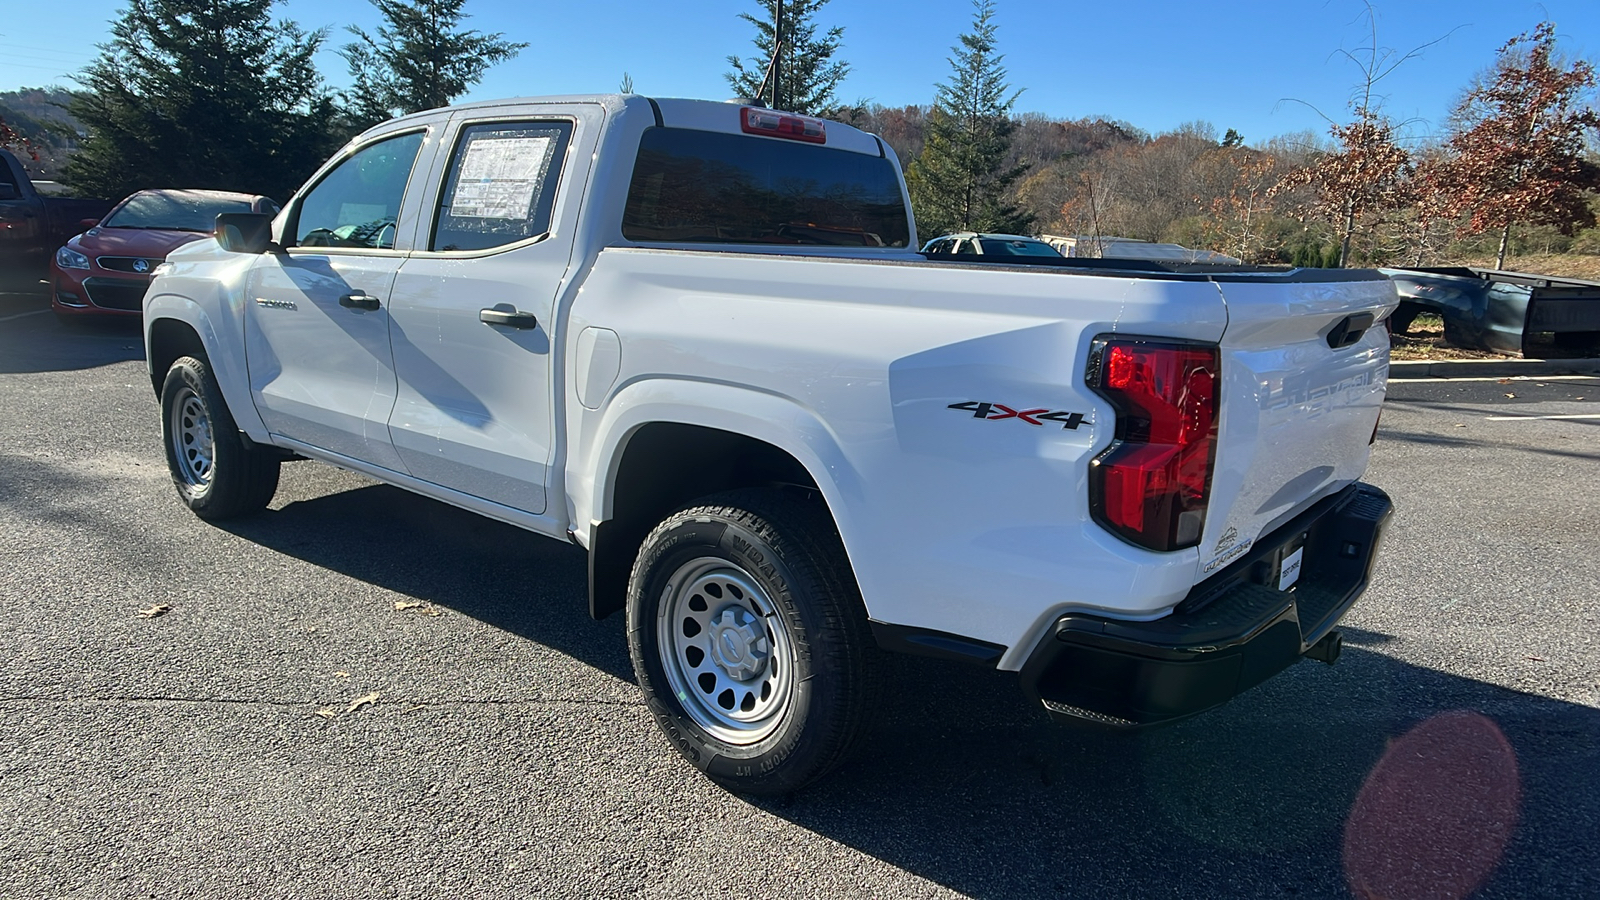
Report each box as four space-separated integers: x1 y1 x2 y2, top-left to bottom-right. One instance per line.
1305 629 1343 665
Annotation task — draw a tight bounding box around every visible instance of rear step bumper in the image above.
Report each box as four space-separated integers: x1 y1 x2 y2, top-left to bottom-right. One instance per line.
1020 482 1393 728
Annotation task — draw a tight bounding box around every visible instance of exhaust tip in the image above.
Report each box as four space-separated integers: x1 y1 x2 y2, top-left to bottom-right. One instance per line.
1306 630 1343 665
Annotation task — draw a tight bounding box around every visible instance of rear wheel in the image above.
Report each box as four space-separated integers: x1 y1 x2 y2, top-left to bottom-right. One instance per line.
626 489 878 795
160 355 279 519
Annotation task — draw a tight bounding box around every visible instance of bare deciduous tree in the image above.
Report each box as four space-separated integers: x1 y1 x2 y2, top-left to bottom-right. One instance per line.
0 115 36 161
1434 22 1600 269
1201 149 1282 263
1270 3 1448 266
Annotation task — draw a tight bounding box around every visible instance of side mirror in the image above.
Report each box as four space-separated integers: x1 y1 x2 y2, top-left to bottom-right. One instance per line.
215 212 275 254
78 217 101 230
0 183 18 201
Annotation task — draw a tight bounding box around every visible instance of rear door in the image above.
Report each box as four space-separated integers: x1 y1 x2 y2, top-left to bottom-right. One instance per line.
1199 273 1398 573
244 128 432 471
383 103 597 514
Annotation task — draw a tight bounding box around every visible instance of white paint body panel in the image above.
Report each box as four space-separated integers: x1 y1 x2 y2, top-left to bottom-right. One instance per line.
244 253 408 471
144 94 1393 674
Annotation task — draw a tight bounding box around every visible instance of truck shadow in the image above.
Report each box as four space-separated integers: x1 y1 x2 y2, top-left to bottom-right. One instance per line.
217 479 1598 900
762 648 1598 899
215 479 635 684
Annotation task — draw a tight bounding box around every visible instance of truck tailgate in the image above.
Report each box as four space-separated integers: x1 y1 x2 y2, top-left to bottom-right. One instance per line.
1198 275 1397 575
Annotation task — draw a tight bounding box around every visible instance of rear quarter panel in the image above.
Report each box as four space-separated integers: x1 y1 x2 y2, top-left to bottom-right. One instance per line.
570 249 1230 663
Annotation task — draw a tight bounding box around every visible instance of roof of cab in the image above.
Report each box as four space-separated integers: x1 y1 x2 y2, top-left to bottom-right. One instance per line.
363 94 888 158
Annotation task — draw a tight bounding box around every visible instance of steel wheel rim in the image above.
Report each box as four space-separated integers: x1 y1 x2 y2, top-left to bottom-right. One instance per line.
656 556 795 744
169 385 215 488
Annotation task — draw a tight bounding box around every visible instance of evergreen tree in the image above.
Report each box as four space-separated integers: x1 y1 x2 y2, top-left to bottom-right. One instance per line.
725 0 849 115
905 0 1033 239
65 0 338 202
342 0 527 129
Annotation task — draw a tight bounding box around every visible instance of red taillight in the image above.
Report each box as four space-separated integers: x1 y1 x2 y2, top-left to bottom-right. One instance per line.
1088 338 1220 551
740 107 827 143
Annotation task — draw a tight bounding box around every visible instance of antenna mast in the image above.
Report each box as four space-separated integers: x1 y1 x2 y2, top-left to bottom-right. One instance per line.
771 0 783 109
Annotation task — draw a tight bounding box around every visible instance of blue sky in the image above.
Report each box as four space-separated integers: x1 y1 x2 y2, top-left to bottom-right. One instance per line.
2 0 1595 147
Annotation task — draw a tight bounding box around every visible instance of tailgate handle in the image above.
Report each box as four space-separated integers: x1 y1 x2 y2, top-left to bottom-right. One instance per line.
1326 312 1375 349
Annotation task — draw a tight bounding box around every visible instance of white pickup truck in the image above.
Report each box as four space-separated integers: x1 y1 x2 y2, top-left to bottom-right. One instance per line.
143 94 1396 793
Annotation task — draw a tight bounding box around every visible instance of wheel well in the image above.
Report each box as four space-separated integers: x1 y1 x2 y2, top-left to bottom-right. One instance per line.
587 422 821 619
147 318 207 395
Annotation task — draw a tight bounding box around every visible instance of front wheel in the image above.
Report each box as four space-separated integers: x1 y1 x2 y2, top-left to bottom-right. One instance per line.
160 355 280 519
627 489 879 795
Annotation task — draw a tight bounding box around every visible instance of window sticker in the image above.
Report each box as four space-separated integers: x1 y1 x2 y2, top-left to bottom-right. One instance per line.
449 136 552 219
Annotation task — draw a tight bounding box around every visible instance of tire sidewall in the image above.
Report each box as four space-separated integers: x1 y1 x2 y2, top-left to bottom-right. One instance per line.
160 357 230 512
629 511 831 788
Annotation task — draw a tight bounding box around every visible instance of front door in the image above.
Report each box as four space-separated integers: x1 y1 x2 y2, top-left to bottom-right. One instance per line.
245 130 428 472
385 110 591 514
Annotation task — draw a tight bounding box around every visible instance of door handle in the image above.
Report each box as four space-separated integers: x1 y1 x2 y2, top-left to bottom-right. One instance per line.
339 291 380 311
479 308 539 330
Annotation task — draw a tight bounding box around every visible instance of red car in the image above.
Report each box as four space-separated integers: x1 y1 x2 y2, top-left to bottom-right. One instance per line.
51 189 277 319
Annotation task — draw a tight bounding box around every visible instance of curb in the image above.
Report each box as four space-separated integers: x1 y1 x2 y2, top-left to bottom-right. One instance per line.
1390 357 1600 378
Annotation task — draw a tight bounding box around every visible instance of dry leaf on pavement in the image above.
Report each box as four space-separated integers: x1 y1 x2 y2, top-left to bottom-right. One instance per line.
314 708 337 719
394 600 425 611
137 604 171 618
347 691 380 713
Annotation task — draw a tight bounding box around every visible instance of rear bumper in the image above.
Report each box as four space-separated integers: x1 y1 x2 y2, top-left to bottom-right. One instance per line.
1020 482 1393 728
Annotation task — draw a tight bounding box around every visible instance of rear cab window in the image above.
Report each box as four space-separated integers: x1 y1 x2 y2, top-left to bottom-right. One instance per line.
622 127 910 248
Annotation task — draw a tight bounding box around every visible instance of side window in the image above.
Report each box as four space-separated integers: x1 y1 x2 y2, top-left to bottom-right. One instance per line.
294 131 425 250
431 121 573 252
953 239 977 255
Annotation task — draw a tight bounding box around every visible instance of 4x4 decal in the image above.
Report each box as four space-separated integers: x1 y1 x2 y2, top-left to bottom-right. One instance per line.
948 401 1090 430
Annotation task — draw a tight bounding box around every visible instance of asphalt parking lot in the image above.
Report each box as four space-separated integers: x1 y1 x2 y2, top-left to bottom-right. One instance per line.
1 296 1596 899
